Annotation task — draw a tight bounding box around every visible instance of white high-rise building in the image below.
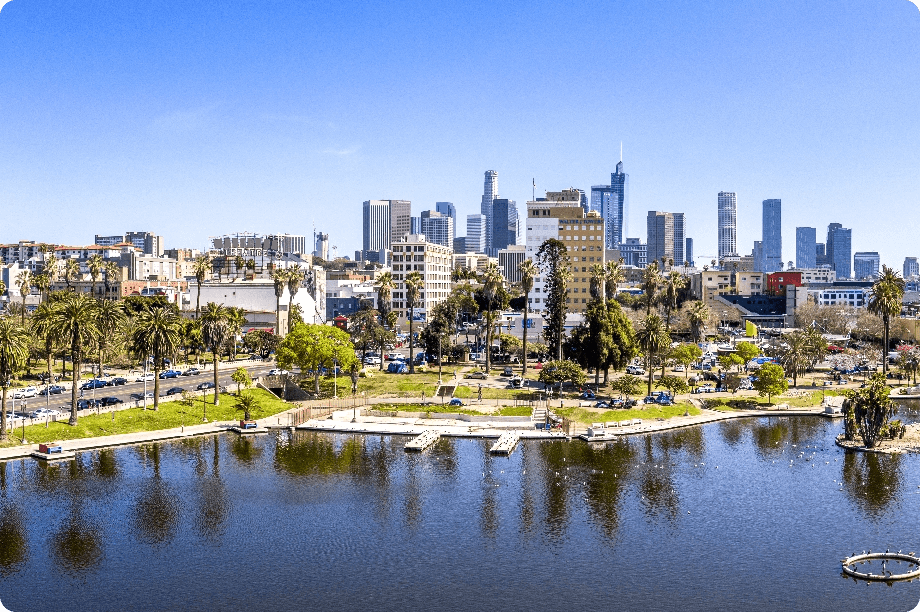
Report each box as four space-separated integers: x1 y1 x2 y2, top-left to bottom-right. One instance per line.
718 191 738 260
419 211 454 249
481 170 498 252
362 200 391 261
390 235 453 324
466 214 486 254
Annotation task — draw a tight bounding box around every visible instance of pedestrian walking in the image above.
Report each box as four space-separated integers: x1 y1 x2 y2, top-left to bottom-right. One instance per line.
477 385 482 403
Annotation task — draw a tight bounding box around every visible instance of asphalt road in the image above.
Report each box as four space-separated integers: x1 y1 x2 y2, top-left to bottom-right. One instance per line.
5 362 277 412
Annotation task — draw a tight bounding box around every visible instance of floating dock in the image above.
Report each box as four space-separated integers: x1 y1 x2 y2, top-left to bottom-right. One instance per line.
490 431 520 455
30 443 75 462
405 430 440 452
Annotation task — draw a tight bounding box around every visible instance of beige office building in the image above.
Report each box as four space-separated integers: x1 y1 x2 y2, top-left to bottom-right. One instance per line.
391 234 453 323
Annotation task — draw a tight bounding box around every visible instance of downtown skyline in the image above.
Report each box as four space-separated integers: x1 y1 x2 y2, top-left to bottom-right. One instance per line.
1 0 919 268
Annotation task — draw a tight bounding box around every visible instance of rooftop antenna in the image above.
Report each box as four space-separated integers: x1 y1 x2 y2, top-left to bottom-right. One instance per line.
620 141 623 163
532 178 535 202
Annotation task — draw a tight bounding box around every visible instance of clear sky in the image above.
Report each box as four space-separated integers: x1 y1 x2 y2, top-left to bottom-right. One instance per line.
1 0 918 269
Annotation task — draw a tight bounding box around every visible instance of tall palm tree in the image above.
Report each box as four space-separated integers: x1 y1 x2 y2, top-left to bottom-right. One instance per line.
201 302 231 407
96 299 126 378
519 259 538 375
63 258 81 290
41 246 58 293
636 313 670 395
480 263 505 373
103 261 120 300
271 269 286 336
192 255 212 319
131 305 182 410
868 265 906 375
15 270 31 325
30 302 58 392
87 254 104 298
286 266 303 334
688 300 710 344
642 261 662 316
234 256 245 279
589 263 606 301
405 271 423 374
604 259 625 300
49 291 100 425
33 273 50 305
0 280 6 303
224 307 246 361
0 316 31 441
662 270 687 332
374 271 394 327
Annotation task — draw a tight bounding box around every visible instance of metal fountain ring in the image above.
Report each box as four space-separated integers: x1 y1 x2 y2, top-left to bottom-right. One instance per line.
841 551 920 581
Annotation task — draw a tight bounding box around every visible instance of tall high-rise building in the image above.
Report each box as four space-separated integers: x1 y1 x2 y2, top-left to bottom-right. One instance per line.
481 170 499 251
854 252 880 280
466 214 487 254
646 211 685 267
825 223 842 268
492 198 519 251
829 225 852 278
362 200 391 261
761 199 782 273
685 237 694 267
435 202 456 244
816 243 827 267
388 200 412 243
618 238 647 268
795 227 816 269
904 257 919 279
717 192 738 259
419 210 454 249
591 161 628 249
410 217 422 235
313 232 329 260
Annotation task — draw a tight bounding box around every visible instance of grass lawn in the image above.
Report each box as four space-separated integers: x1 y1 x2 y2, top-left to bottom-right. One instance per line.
704 389 839 411
367 402 535 418
0 389 292 448
557 402 700 424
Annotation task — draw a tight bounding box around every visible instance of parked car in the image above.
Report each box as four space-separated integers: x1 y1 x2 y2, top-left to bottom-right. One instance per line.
80 379 109 390
510 376 524 389
165 387 185 396
30 408 63 419
580 390 596 400
672 364 685 372
182 368 201 376
12 386 38 399
464 371 487 380
130 392 155 401
656 394 674 406
642 395 659 404
40 385 66 396
595 401 610 408
626 365 646 376
501 367 514 377
110 377 128 386
249 354 262 361
136 373 154 382
386 362 409 374
196 382 216 391
99 397 123 406
363 356 381 366
448 398 464 406
267 369 291 376
77 399 100 410
159 370 181 379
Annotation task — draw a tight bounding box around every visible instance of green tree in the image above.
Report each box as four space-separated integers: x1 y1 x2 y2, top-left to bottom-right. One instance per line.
0 317 31 441
844 373 894 448
131 304 182 410
374 271 394 328
271 268 287 337
236 392 258 422
519 258 538 375
538 359 586 390
277 324 358 395
95 299 126 378
636 313 670 395
717 353 744 372
671 343 702 380
286 266 303 335
15 270 31 325
479 263 506 373
103 260 119 300
87 253 104 298
242 329 279 359
404 271 424 374
662 270 687 331
612 374 642 399
63 258 81 290
641 261 662 316
192 255 211 319
49 292 100 425
30 301 59 390
537 239 569 360
752 363 788 403
867 265 905 375
687 301 710 343
231 366 252 396
658 375 689 398
201 302 231 406
735 341 761 370
602 298 637 382
604 259 625 300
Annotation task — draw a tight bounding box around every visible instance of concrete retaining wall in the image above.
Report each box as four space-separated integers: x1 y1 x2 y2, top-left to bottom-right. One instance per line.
366 409 531 423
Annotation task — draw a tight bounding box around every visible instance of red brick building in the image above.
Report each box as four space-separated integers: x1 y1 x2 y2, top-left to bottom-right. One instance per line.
766 271 803 296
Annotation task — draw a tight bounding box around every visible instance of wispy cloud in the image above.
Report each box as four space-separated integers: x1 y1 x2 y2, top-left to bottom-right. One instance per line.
323 146 361 157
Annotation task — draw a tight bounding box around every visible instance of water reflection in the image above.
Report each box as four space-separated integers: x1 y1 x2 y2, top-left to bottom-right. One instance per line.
0 503 27 576
579 441 636 542
51 510 104 575
230 435 263 465
274 431 368 477
132 444 181 546
841 451 902 518
479 443 501 538
196 437 230 542
718 420 746 447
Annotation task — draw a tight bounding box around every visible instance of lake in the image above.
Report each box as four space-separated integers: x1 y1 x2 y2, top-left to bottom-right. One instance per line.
2 409 920 611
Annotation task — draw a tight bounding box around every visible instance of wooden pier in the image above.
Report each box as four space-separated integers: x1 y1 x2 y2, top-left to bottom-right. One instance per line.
489 431 520 455
405 430 440 452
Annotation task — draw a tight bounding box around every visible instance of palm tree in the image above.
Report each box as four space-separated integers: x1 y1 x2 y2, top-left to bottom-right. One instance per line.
234 256 245 279
519 259 538 375
96 300 126 378
662 270 687 332
480 263 505 373
375 271 394 325
780 330 810 387
49 291 100 425
201 302 231 407
589 263 606 301
30 302 58 392
41 246 58 293
131 305 182 410
688 301 710 344
405 271 423 374
63 258 81 290
271 269 286 336
605 259 625 300
103 261 120 300
33 273 50 305
867 265 906 376
192 255 212 319
286 266 303 334
0 316 31 441
87 254 104 298
636 313 670 395
15 270 31 324
642 260 662 316
224 307 246 361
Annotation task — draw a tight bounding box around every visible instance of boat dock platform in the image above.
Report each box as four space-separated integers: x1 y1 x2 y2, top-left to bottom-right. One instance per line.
490 431 521 455
405 430 440 452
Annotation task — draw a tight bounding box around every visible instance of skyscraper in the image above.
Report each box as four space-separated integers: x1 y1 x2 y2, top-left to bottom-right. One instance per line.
420 210 454 249
591 160 628 249
795 227 816 269
685 237 694 267
829 225 852 278
762 199 782 273
481 170 498 252
646 211 685 267
718 192 738 259
854 252 880 280
466 214 486 254
492 198 519 251
435 202 456 244
904 257 919 279
362 200 391 261
388 200 412 243
313 232 329 260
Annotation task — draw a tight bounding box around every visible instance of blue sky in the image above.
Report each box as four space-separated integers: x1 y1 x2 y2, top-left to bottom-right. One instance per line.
1 0 918 268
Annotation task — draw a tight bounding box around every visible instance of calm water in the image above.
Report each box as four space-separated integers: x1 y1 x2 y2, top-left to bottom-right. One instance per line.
3 411 920 611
